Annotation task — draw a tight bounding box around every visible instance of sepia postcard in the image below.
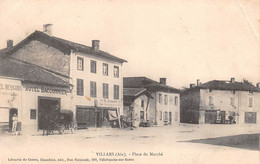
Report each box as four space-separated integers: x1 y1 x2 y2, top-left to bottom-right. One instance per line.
0 0 259 164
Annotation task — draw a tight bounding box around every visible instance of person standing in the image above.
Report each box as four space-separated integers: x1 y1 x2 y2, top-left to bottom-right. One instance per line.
12 114 18 133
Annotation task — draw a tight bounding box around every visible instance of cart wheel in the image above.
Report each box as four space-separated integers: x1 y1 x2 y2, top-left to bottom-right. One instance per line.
60 125 65 135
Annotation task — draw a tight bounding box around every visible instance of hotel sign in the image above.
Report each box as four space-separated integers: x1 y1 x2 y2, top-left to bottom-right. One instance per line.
25 86 68 95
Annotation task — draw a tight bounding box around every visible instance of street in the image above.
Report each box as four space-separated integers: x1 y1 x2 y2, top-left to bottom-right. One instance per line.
0 124 259 164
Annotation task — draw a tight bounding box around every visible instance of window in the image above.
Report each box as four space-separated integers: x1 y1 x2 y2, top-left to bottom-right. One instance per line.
30 109 36 119
114 85 119 99
159 111 162 120
90 81 97 97
90 60 97 73
140 111 144 120
103 83 109 98
174 96 178 106
77 79 84 96
103 63 108 76
230 97 235 106
164 95 168 105
249 97 253 107
209 96 213 106
141 100 144 108
77 57 84 71
114 66 119 78
164 112 168 121
245 112 256 124
159 94 162 104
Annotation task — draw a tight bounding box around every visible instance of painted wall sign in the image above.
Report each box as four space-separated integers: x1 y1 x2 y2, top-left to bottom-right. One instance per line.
0 83 22 91
24 86 68 95
99 99 121 107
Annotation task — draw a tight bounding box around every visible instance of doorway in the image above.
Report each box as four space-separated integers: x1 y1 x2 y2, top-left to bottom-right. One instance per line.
38 97 60 130
9 108 18 131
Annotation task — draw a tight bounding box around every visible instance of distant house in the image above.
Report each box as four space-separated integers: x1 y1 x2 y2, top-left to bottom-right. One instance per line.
123 88 153 127
124 77 180 126
180 78 260 124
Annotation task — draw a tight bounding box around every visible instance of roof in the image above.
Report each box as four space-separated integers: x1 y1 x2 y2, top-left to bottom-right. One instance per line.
0 56 70 87
123 77 180 93
5 31 127 63
183 80 260 93
123 88 153 98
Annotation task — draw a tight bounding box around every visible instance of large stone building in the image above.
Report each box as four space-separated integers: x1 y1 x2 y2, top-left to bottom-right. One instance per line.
1 24 127 131
124 77 180 126
180 78 260 124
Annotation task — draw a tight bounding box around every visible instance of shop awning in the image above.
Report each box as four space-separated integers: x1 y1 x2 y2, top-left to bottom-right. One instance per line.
108 110 118 121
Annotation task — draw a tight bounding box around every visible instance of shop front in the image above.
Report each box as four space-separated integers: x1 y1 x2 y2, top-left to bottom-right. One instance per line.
0 77 22 133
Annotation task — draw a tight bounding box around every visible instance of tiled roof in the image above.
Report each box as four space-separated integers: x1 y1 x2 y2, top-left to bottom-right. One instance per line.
199 80 260 92
123 88 153 98
182 80 260 92
5 31 127 63
123 77 180 93
0 56 70 87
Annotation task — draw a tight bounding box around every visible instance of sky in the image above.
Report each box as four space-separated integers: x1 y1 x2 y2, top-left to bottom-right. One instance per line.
0 0 259 89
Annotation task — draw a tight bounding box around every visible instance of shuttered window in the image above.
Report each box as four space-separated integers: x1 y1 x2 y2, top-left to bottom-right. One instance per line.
77 57 84 71
114 85 119 99
90 81 97 97
90 60 97 73
103 63 108 76
103 83 109 98
77 79 84 96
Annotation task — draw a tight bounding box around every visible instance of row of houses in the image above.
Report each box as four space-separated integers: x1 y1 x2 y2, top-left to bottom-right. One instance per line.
0 24 259 134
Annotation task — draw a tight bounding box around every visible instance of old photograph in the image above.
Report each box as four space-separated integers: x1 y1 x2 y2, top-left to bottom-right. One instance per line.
0 0 259 163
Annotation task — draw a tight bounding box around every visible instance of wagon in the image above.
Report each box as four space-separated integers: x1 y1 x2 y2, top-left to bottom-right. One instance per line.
43 110 77 135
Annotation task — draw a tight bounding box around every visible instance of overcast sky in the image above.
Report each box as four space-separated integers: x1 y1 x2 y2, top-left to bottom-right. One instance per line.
0 0 259 89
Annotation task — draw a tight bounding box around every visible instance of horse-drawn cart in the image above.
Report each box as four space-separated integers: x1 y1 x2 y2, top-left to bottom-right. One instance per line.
43 109 77 136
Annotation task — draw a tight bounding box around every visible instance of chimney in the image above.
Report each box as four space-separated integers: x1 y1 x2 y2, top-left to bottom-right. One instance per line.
159 78 166 85
92 40 100 52
196 79 200 86
6 40 13 49
43 24 53 36
190 84 196 88
230 77 235 83
257 82 260 88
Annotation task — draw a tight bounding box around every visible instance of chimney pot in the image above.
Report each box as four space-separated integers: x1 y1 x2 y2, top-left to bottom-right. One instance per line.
159 78 166 85
43 24 53 36
6 40 13 49
230 78 235 83
190 84 196 88
196 79 200 86
257 82 260 88
92 40 100 52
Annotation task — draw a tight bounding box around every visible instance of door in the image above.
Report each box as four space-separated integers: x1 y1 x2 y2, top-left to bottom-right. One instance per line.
220 111 226 124
9 108 18 131
169 112 172 125
245 112 256 124
96 111 102 127
76 108 95 129
205 111 217 124
38 97 60 130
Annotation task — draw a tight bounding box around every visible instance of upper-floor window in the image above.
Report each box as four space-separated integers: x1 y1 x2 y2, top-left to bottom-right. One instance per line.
140 111 144 120
209 96 213 106
114 85 119 99
141 100 144 108
103 83 109 98
249 97 253 107
174 96 178 106
164 95 168 105
230 97 235 106
77 57 84 71
159 111 162 120
77 79 84 96
159 94 162 104
90 60 97 73
114 66 119 78
90 81 97 97
103 63 108 76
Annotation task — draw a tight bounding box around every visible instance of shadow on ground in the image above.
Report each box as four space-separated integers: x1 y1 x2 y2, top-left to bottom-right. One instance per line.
180 133 259 151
